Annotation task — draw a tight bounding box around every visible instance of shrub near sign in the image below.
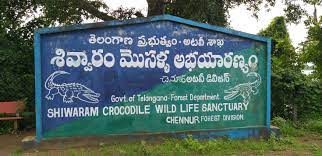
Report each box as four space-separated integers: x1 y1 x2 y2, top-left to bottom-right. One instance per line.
34 15 271 141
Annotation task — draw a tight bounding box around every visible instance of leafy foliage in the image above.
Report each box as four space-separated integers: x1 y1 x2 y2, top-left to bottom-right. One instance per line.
259 16 296 60
147 0 321 26
302 16 322 80
0 32 34 107
165 0 228 26
271 58 321 120
110 6 144 20
259 17 322 120
271 116 322 137
147 0 277 26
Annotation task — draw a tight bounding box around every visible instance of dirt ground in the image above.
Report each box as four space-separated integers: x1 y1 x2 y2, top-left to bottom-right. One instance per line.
0 130 168 155
0 130 321 156
0 131 34 156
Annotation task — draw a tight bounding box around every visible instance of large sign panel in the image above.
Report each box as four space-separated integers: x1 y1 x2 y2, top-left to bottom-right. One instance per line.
35 15 271 140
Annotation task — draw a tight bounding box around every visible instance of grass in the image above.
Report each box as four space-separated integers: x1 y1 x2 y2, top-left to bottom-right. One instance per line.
271 117 306 137
14 134 321 156
10 149 22 156
302 118 322 134
11 117 322 156
271 116 322 137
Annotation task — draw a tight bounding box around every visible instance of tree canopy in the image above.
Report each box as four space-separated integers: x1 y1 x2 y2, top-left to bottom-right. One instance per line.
258 16 321 120
301 16 322 80
259 16 296 61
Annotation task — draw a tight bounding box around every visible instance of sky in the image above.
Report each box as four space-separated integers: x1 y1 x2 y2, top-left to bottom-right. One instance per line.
104 0 322 47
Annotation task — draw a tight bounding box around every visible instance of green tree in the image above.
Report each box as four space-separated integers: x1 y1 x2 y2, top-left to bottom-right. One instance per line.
147 0 277 26
301 16 322 80
259 16 321 120
147 0 321 26
259 16 297 61
164 0 227 26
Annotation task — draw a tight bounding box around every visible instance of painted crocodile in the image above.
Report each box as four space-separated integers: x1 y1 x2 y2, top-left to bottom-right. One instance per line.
224 72 261 105
45 71 100 103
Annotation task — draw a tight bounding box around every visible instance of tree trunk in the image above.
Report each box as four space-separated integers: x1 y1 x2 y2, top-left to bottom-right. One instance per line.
293 104 298 121
313 4 317 23
147 0 166 16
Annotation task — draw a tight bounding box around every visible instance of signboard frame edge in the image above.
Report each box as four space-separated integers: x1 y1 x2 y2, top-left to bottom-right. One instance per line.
34 14 272 143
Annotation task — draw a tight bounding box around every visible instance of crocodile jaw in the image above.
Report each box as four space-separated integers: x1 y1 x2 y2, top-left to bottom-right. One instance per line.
82 93 100 103
224 89 239 100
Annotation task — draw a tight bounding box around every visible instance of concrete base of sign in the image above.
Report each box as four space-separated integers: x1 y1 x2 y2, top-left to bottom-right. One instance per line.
170 127 276 140
27 127 280 151
38 127 278 142
270 126 281 137
21 136 37 150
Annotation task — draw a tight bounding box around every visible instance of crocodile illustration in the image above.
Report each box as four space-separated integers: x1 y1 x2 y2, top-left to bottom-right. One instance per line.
45 71 100 103
224 72 261 105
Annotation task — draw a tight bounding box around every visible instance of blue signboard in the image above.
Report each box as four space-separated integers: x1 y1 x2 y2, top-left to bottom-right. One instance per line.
35 15 271 142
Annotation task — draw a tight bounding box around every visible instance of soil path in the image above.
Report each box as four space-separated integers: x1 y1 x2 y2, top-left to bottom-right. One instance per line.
0 131 34 155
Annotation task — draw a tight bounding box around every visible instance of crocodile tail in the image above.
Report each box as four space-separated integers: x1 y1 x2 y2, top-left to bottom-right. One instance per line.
247 72 261 88
45 71 69 90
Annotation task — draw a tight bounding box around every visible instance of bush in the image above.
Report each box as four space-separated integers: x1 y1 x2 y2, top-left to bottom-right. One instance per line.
0 34 35 133
0 120 14 135
271 61 322 121
271 116 322 137
302 117 322 134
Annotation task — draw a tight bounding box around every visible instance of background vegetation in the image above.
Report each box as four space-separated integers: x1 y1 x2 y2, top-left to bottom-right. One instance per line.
0 0 321 135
